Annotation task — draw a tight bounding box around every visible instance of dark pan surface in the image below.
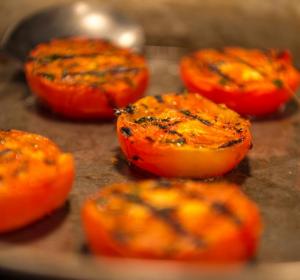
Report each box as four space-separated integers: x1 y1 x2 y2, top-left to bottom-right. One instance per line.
0 44 300 279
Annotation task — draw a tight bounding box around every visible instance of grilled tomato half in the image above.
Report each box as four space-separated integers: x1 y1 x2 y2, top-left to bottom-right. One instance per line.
180 47 300 116
25 37 149 119
0 130 74 233
82 180 262 262
116 93 252 178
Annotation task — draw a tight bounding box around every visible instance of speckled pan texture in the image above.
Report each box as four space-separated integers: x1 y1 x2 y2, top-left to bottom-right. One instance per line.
1 0 300 279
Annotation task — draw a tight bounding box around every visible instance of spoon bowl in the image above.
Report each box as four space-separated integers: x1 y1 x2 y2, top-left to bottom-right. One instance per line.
1 1 145 62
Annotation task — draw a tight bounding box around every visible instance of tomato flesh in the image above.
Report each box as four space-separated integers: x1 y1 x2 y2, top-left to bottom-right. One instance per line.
82 180 262 262
180 47 300 116
117 93 252 178
25 37 149 119
0 130 74 233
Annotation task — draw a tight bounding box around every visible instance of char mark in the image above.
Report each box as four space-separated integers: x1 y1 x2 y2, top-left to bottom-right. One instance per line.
115 104 136 116
134 117 171 127
218 138 243 148
124 104 136 114
273 79 284 89
180 110 212 126
44 158 56 165
211 202 242 225
62 66 141 78
145 136 154 143
221 49 266 77
37 72 55 81
134 116 156 124
235 127 243 133
155 179 172 188
31 53 104 63
206 63 243 88
119 193 205 248
165 137 186 146
154 95 164 103
167 130 183 137
0 148 13 157
120 127 132 137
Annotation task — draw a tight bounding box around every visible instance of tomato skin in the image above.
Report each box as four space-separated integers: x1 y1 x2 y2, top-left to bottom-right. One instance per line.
25 38 149 119
0 130 74 233
180 48 300 116
118 134 250 178
82 180 262 262
117 93 252 178
25 70 148 119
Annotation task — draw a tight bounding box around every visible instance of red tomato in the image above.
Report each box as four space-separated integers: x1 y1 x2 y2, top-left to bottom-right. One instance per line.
180 47 300 116
82 180 262 263
25 37 149 119
0 130 74 233
116 93 252 178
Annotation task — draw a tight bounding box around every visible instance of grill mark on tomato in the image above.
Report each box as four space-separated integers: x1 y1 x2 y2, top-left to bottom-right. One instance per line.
120 127 132 137
37 72 55 81
44 158 56 165
167 130 183 137
61 66 142 79
29 52 120 63
123 76 135 88
115 104 136 116
235 127 243 133
165 137 186 146
134 116 156 124
154 95 164 103
273 79 284 89
155 179 172 188
184 190 205 200
29 53 99 63
206 63 244 88
191 55 243 88
145 136 154 143
218 138 243 148
116 192 205 248
261 48 273 59
151 121 183 137
179 110 212 126
134 117 173 131
222 49 267 77
158 124 168 129
114 109 122 116
0 148 13 157
124 104 136 114
211 202 242 226
233 57 266 77
10 158 29 177
140 103 148 109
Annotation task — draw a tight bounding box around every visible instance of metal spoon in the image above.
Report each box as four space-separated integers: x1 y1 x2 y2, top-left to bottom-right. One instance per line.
0 1 145 62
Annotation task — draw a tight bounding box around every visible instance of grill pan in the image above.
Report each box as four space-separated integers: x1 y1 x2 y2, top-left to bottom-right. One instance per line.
1 1 300 279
